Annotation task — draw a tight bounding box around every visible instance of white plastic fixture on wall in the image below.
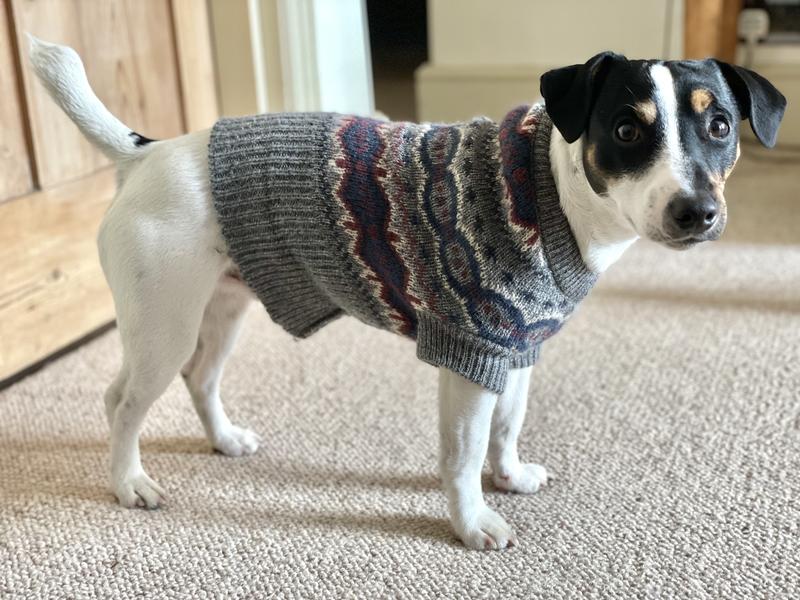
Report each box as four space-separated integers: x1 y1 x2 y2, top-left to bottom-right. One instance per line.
276 0 374 115
211 0 375 116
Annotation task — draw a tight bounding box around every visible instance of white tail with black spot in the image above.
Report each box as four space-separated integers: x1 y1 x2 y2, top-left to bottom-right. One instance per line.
27 34 153 163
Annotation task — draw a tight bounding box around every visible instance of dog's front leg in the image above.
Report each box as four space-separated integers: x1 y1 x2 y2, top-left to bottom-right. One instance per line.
488 366 549 493
438 368 516 550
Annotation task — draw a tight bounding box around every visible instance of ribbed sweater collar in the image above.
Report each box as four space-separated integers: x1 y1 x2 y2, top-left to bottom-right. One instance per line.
528 106 598 302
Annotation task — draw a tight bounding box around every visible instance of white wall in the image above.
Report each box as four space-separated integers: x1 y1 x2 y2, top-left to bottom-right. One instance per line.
429 0 683 66
311 0 374 114
417 0 683 122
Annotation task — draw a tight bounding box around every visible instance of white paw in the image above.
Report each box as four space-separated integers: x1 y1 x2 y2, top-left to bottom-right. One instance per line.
112 471 166 509
493 463 549 494
454 506 517 550
212 424 261 457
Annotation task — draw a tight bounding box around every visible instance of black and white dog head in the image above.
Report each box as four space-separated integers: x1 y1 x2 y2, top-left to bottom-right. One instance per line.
541 53 786 249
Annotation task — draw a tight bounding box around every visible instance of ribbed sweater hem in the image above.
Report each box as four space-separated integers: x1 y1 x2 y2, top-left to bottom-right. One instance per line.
509 346 541 369
416 313 540 393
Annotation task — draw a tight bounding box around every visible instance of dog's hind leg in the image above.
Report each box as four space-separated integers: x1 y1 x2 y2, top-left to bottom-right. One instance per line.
92 125 227 508
488 366 549 493
105 259 219 508
180 275 260 457
104 363 129 427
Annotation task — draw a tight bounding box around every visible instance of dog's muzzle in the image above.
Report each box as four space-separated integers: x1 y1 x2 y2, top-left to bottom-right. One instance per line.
659 192 727 247
666 193 719 235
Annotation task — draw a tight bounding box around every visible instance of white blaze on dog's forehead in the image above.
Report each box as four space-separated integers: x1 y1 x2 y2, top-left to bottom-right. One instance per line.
649 63 688 188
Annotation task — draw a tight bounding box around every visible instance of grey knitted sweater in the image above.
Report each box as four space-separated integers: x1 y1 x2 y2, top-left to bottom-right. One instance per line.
209 104 596 393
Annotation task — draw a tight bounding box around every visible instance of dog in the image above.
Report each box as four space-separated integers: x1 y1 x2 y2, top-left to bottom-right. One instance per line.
28 36 785 550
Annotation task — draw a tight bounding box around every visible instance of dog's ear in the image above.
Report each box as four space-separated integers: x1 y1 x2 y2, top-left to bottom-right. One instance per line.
713 60 786 148
540 52 624 143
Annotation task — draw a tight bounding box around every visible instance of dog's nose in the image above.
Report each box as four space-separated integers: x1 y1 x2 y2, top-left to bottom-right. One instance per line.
667 193 718 234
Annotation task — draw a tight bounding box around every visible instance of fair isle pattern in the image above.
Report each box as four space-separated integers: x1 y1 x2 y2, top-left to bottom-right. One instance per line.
501 106 543 251
209 104 597 393
332 116 418 336
382 120 431 316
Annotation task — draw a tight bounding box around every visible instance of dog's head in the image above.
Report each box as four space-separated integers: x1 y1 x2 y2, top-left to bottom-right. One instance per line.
541 53 786 248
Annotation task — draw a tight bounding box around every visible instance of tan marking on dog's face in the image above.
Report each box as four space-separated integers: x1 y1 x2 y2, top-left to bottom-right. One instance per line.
583 143 618 195
585 143 608 178
722 142 741 181
634 100 657 125
586 144 598 169
708 171 725 192
709 142 740 197
690 89 713 113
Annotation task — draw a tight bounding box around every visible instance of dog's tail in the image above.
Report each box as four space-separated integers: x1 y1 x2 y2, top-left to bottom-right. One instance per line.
27 34 154 163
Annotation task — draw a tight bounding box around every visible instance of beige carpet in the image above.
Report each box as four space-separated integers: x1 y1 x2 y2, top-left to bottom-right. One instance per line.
2 152 799 599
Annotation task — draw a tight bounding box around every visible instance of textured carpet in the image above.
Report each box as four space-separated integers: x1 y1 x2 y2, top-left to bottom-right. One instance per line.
1 152 799 599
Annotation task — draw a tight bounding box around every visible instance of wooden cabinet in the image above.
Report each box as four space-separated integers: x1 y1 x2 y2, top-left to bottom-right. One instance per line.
0 0 219 383
684 0 742 62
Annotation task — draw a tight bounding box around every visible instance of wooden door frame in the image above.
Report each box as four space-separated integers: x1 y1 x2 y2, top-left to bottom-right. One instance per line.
0 0 219 387
684 0 742 61
171 0 220 131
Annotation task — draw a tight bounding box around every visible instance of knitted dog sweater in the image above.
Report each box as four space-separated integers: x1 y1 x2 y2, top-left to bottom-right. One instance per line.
209 104 596 393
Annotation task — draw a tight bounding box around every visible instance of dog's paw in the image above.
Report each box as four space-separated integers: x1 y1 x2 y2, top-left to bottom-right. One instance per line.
493 463 549 494
112 471 166 509
212 424 261 457
454 506 517 550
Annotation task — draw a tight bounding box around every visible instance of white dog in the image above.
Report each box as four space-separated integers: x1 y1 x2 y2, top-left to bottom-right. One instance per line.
29 36 784 550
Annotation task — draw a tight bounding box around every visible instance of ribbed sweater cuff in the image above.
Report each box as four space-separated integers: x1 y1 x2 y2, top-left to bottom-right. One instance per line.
416 313 511 394
509 345 541 369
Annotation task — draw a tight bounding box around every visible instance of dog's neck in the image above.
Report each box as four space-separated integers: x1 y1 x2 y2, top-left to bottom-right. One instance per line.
548 128 639 273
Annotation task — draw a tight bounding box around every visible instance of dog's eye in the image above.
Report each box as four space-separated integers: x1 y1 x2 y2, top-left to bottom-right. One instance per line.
709 117 730 139
614 121 640 143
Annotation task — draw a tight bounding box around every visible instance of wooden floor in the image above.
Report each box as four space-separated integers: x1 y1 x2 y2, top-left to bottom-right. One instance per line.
0 169 116 383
